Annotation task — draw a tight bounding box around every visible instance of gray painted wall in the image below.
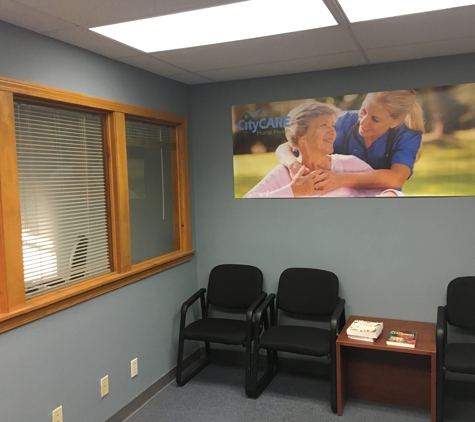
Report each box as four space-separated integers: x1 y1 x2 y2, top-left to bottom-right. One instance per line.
190 55 475 323
0 21 198 422
1 16 475 422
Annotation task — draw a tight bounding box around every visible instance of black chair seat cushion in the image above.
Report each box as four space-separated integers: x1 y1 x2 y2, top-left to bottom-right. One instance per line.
259 325 331 356
184 318 249 345
445 343 475 374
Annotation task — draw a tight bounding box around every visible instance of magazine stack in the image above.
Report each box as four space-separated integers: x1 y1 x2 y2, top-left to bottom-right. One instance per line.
346 320 384 342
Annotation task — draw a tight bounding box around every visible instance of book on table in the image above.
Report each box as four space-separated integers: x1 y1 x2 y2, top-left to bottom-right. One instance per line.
386 330 417 348
346 320 384 340
347 335 376 342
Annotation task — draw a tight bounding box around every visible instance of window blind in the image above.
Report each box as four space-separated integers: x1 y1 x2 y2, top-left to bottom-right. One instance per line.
14 101 111 297
125 119 172 148
125 119 175 264
125 118 172 219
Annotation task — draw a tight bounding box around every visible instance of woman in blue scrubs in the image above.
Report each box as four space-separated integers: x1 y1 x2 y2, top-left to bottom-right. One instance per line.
276 90 425 194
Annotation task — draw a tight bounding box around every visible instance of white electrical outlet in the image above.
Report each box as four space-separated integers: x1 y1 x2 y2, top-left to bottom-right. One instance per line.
52 406 63 422
131 358 138 378
101 375 109 397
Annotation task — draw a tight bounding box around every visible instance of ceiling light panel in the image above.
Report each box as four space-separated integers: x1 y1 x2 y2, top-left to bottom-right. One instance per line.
339 0 475 23
90 0 337 53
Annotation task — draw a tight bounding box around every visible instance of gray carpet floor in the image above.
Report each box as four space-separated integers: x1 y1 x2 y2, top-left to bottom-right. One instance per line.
126 361 475 422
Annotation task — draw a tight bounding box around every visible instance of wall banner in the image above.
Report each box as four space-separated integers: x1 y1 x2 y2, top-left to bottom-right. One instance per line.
232 84 475 198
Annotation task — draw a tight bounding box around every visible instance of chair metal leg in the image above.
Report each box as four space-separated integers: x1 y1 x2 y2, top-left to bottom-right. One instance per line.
248 347 277 398
176 332 186 385
176 340 211 386
436 368 444 422
330 354 337 413
245 340 254 397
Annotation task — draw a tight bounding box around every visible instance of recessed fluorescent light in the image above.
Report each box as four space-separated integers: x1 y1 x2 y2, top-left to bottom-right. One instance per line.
90 0 337 53
339 0 475 23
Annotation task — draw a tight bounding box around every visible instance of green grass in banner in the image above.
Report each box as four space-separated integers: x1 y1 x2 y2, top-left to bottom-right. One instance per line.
234 153 278 198
403 130 475 197
234 130 475 197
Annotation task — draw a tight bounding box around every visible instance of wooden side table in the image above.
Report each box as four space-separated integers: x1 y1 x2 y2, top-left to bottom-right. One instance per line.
336 315 436 421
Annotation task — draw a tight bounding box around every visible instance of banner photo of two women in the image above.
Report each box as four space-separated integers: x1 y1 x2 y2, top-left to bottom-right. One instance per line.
232 84 475 198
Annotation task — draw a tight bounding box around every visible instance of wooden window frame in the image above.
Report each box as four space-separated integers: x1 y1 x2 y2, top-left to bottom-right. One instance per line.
0 76 194 333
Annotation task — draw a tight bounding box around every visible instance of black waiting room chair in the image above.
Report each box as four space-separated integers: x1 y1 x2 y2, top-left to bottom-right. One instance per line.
249 267 345 413
436 276 475 422
176 264 265 395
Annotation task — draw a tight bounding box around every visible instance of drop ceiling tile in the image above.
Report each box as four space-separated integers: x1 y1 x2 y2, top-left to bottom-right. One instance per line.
365 36 475 64
151 26 359 72
5 0 475 85
43 27 142 59
196 51 367 82
118 55 186 76
0 0 75 33
351 6 475 49
14 0 245 27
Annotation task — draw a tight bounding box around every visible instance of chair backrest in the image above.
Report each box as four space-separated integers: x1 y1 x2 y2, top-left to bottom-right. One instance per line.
207 264 263 310
277 268 339 317
447 276 475 330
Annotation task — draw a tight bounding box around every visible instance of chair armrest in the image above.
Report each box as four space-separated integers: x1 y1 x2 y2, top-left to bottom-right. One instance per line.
246 292 267 321
180 288 206 315
330 298 346 337
436 305 447 352
254 294 276 327
179 288 207 332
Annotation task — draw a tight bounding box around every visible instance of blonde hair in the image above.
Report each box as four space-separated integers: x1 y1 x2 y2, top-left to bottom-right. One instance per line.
285 102 341 148
365 90 425 133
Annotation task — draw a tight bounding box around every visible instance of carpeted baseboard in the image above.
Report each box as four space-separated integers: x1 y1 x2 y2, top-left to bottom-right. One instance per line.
106 347 331 422
106 348 203 422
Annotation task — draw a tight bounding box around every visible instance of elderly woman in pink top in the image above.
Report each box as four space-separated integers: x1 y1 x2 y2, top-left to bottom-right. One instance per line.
243 101 403 198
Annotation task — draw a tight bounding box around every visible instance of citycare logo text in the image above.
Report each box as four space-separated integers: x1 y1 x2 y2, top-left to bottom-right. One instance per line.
237 109 290 135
